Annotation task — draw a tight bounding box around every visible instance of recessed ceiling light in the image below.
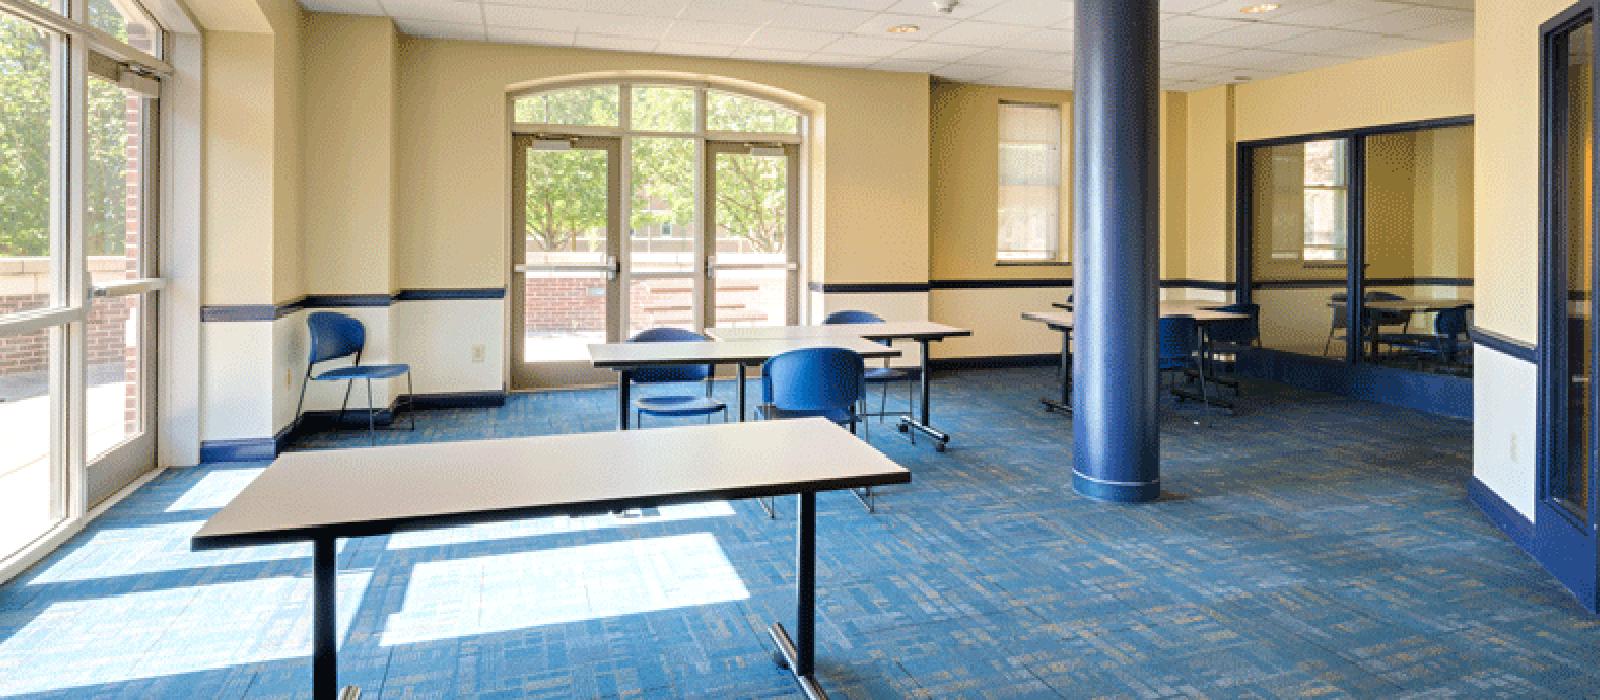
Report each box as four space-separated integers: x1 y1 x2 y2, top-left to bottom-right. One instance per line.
887 24 921 34
1240 3 1280 13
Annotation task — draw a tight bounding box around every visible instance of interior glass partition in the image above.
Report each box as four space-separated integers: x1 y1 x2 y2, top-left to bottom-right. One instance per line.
1242 121 1475 379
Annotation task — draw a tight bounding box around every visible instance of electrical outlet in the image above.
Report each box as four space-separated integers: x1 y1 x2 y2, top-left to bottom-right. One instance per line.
472 344 486 363
1508 433 1518 463
285 369 293 389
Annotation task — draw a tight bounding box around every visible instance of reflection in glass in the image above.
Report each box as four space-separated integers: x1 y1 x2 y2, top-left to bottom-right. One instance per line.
0 15 63 318
1249 139 1351 356
1362 126 1475 374
0 328 59 559
630 138 695 274
87 294 141 460
89 0 162 56
1559 21 1594 516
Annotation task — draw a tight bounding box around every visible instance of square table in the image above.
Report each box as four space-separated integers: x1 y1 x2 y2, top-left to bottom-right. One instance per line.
192 419 910 700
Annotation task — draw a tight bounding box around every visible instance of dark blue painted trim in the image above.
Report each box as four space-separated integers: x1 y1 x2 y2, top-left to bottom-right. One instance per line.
198 437 278 463
1236 115 1476 150
1236 347 1472 420
1071 471 1161 503
929 279 1068 290
1468 477 1536 554
928 353 1056 370
1250 277 1475 290
394 288 507 301
1470 326 1538 363
807 282 931 293
408 389 508 409
1160 279 1233 291
302 294 393 308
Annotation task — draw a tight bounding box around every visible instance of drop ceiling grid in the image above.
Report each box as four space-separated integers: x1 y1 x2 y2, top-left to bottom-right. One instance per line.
297 0 1474 92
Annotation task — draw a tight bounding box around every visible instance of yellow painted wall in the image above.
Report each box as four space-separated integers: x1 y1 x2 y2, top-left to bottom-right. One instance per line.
301 13 398 294
1182 85 1234 284
1475 0 1572 343
199 31 276 305
1234 40 1474 142
267 0 303 304
393 38 930 290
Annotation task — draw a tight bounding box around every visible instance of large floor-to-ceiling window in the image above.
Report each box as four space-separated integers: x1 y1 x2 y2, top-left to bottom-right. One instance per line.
0 0 165 568
507 80 804 388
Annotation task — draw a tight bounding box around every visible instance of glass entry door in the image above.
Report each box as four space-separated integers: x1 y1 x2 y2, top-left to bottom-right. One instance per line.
1539 7 1599 612
511 135 621 389
704 142 799 329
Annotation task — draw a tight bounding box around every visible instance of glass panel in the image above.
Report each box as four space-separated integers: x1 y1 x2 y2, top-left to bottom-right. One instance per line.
706 90 798 133
0 15 63 318
521 146 609 362
629 277 696 334
1559 21 1594 515
1250 140 1351 357
0 327 60 558
89 0 162 56
631 85 694 133
87 294 141 460
513 85 620 127
87 74 146 272
711 149 791 328
997 103 1062 261
1362 126 1475 374
630 138 695 274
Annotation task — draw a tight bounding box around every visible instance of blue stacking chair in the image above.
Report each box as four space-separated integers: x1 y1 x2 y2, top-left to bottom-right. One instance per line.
757 346 875 512
823 310 915 424
1159 316 1215 411
1365 291 1414 356
294 311 414 445
626 327 728 428
1201 302 1260 396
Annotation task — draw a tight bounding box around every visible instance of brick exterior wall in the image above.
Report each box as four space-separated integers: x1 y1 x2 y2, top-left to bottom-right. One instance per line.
522 274 790 335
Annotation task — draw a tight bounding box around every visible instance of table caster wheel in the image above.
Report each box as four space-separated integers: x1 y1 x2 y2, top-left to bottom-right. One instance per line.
935 442 947 453
773 650 790 670
897 423 909 433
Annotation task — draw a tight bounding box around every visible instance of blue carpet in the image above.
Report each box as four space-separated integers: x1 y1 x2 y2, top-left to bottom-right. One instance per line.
0 368 1596 698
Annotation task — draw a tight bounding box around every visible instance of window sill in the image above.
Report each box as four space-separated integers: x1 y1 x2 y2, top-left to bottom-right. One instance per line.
996 260 1071 267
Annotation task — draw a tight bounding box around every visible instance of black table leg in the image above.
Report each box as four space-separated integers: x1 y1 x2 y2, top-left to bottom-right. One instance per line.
617 369 632 431
312 536 340 700
1042 327 1072 415
737 363 747 422
770 491 824 700
897 338 950 451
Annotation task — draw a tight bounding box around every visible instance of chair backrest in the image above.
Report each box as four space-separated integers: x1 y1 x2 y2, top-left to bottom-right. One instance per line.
1157 316 1199 368
1366 291 1412 326
1435 306 1469 355
823 309 884 325
1328 293 1348 327
1365 291 1405 301
1208 303 1260 345
761 347 864 413
628 327 713 383
307 311 366 366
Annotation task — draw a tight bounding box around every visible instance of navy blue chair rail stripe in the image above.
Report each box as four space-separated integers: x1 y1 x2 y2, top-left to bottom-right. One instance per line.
201 288 509 321
1251 277 1475 290
807 282 932 293
1470 326 1538 363
927 353 1056 369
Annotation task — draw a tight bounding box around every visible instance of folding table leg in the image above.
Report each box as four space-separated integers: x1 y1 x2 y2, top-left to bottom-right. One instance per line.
312 537 357 700
897 338 951 451
616 369 632 430
770 491 826 700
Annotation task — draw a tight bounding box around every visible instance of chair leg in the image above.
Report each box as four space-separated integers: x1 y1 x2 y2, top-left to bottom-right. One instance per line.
338 379 354 428
853 486 876 513
759 496 777 519
292 368 312 436
365 378 376 446
405 370 416 431
1322 329 1334 356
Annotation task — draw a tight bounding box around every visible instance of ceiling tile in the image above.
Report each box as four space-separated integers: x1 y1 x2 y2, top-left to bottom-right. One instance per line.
1271 0 1411 27
1162 42 1239 63
302 0 384 15
889 42 986 63
854 13 958 37
1403 20 1472 43
1160 15 1239 42
661 19 761 45
1006 28 1074 52
808 52 880 68
819 34 917 57
768 4 877 31
1201 21 1313 48
1325 34 1431 59
973 0 1075 26
1339 5 1471 34
481 0 687 17
394 18 484 40
381 0 479 23
1188 0 1327 20
678 0 788 24
926 20 1037 47
573 34 660 52
484 26 574 45
1260 27 1380 54
882 0 1007 19
964 47 1053 67
652 40 738 57
931 63 1005 82
872 57 946 73
745 26 840 52
729 46 813 62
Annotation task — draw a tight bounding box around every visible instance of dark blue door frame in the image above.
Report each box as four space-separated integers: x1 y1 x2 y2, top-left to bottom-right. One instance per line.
1536 0 1600 614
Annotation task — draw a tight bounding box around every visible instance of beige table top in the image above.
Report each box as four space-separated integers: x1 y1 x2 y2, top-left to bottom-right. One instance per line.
587 336 899 368
1330 296 1474 312
1023 305 1250 329
707 321 972 342
1053 299 1228 312
193 418 910 548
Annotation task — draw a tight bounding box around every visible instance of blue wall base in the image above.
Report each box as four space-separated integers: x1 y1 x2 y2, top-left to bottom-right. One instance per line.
1236 347 1472 419
929 354 1057 370
199 390 508 463
1072 471 1161 503
1466 477 1536 554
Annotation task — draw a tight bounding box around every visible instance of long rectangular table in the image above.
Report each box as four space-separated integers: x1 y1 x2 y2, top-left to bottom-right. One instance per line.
1024 305 1250 413
708 322 973 452
191 419 910 700
588 337 900 430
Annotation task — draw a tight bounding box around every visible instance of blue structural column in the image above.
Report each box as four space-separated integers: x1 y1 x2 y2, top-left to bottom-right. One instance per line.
1071 0 1162 502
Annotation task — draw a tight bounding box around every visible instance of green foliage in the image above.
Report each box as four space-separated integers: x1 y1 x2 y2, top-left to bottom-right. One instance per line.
0 16 138 259
714 153 787 254
523 147 607 252
514 85 619 128
707 91 798 134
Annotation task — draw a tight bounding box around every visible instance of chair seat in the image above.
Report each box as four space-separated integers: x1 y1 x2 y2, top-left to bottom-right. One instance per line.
635 395 726 416
314 363 410 381
864 367 912 382
757 405 854 425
